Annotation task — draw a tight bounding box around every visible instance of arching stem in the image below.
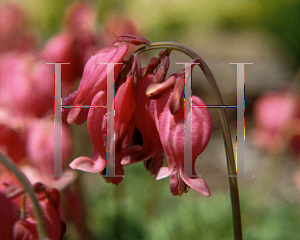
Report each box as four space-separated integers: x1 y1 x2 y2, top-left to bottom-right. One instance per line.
0 153 49 240
134 41 243 240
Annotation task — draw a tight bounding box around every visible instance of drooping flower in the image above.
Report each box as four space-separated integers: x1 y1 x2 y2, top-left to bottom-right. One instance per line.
0 2 36 52
69 75 136 185
251 89 300 154
12 183 66 240
65 35 213 194
121 74 165 175
153 89 212 196
63 43 129 125
0 175 66 240
0 52 53 119
42 1 99 93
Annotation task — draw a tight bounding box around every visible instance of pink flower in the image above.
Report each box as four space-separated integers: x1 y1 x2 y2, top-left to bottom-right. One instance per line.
69 75 136 185
12 183 65 240
0 177 65 240
0 52 53 118
153 90 212 196
42 1 99 93
0 192 20 239
0 2 36 52
63 43 129 125
121 74 165 175
251 90 300 154
102 13 141 58
21 116 75 189
65 35 212 193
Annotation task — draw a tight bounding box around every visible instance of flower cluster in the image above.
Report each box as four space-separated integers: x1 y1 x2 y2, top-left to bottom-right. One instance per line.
251 89 300 156
64 35 212 196
0 173 65 240
251 88 300 191
0 1 141 238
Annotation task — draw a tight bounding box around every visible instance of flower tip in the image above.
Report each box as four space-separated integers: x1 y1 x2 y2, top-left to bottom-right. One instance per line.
115 34 150 45
182 176 211 197
66 107 81 124
69 156 106 173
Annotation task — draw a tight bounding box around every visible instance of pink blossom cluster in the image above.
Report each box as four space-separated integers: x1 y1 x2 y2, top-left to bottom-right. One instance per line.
0 173 65 240
0 1 141 239
251 88 300 190
63 35 212 197
251 89 300 156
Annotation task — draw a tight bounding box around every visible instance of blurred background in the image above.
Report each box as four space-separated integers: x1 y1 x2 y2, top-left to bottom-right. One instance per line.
1 0 300 239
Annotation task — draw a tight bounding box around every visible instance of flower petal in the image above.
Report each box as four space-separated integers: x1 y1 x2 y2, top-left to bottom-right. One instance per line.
181 176 211 197
64 43 128 124
69 91 107 172
121 74 164 172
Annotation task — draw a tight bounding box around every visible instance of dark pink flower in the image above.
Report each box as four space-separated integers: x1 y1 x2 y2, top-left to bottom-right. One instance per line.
251 90 300 154
121 74 165 175
0 192 20 239
12 183 65 240
153 90 212 196
0 111 26 163
42 1 99 93
69 75 136 185
63 43 129 125
0 52 53 118
0 176 65 240
0 2 36 52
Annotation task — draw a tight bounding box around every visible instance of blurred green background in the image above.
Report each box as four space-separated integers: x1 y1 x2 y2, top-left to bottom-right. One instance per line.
11 0 300 239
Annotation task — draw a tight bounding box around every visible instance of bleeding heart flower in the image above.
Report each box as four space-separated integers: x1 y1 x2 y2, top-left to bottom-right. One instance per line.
154 90 212 196
12 183 66 240
0 176 65 240
42 1 99 94
69 75 136 185
0 192 20 239
251 90 300 154
63 43 129 125
0 52 53 119
121 74 165 175
0 2 36 52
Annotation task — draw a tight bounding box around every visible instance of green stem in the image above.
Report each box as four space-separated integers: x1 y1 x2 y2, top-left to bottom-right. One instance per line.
134 42 243 240
0 153 49 240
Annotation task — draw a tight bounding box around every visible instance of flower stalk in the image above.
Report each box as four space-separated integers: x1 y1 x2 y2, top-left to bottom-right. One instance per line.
134 41 242 240
0 153 48 240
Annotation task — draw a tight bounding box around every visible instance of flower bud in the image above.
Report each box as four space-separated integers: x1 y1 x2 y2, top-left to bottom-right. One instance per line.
146 75 176 99
153 56 170 83
169 75 184 115
115 34 150 45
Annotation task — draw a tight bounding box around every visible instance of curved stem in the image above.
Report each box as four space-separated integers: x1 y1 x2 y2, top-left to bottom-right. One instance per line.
0 153 48 240
134 42 243 240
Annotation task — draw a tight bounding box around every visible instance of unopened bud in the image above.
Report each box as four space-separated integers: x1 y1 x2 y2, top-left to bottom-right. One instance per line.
153 56 170 83
115 34 150 45
132 55 141 81
169 75 184 115
146 75 176 99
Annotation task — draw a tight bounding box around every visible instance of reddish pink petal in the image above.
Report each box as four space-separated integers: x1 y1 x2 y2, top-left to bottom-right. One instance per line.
115 76 136 146
65 43 128 124
154 90 212 196
181 176 211 197
69 91 107 172
121 74 164 173
0 193 20 239
26 116 72 177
